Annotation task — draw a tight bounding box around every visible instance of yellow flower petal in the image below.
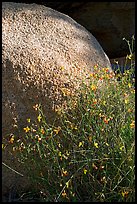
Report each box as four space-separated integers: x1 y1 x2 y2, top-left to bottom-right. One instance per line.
79 141 84 147
62 170 68 176
23 126 30 133
9 135 15 144
61 88 71 96
121 191 129 198
66 181 69 188
130 120 135 128
58 152 62 157
37 114 42 122
62 190 67 197
27 118 31 123
125 99 128 104
120 146 125 151
91 84 97 91
41 129 45 134
126 54 132 60
54 126 61 134
83 168 88 174
94 142 99 148
128 83 131 88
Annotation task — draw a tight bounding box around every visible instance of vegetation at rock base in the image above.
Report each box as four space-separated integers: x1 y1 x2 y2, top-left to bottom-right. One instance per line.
2 36 135 202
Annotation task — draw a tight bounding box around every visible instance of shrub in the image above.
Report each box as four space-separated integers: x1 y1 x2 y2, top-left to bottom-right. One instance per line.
2 36 135 202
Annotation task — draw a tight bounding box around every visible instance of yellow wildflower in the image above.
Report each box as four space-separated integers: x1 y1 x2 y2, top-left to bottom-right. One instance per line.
121 190 129 198
61 88 71 96
93 99 97 105
105 142 109 146
37 114 42 122
27 118 31 123
91 84 97 91
100 177 107 184
102 67 109 72
103 101 106 105
105 68 109 72
128 83 132 88
9 135 14 144
120 145 125 151
125 70 130 75
99 113 104 118
79 141 84 147
35 135 42 142
103 117 109 124
62 190 67 198
62 154 68 160
94 142 99 148
105 73 109 79
62 170 68 176
124 99 129 104
66 181 69 188
83 168 88 175
40 129 45 134
38 137 42 142
124 93 128 97
65 151 70 156
130 120 135 128
89 73 94 77
114 60 119 64
73 125 78 130
54 126 61 134
9 134 14 144
70 123 78 130
23 126 30 133
126 54 132 60
58 151 62 157
127 108 132 113
131 89 135 94
94 64 98 69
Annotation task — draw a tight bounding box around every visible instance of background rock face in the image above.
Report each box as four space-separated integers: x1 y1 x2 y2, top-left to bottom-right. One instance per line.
2 2 111 195
12 1 135 58
66 2 135 58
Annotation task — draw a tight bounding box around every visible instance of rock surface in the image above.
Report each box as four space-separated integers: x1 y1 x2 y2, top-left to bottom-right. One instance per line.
2 2 112 196
12 1 135 58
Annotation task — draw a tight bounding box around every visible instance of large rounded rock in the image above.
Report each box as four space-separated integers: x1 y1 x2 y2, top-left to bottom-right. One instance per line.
2 2 112 136
2 2 112 196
